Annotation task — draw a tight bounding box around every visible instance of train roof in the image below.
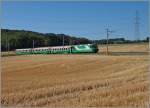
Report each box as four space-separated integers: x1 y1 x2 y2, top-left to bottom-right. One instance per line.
15 44 94 50
49 46 71 49
16 45 71 50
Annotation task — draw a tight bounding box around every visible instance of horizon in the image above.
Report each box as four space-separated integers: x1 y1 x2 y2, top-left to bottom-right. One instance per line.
2 1 149 40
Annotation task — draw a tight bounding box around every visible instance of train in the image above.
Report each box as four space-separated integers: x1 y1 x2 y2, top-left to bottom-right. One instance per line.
15 44 99 55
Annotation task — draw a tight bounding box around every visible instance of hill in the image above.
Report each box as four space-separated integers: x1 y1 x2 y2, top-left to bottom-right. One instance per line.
1 29 91 51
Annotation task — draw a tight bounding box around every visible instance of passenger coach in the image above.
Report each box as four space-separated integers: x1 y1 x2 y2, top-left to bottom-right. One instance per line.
15 44 99 55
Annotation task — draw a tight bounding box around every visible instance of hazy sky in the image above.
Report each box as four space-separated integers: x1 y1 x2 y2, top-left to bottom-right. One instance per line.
2 1 149 40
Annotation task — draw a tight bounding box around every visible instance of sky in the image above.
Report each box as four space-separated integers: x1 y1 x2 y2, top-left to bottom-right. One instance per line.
2 1 149 40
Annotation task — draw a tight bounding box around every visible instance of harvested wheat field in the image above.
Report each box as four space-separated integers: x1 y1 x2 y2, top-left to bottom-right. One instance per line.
1 43 149 107
99 43 149 52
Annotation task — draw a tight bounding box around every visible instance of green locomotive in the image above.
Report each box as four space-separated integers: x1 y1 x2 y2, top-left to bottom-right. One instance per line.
15 44 99 55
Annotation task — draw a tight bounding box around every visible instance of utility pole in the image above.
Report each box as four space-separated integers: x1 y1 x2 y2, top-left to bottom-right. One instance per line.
33 40 35 49
7 40 10 55
105 28 115 55
62 35 64 47
69 38 72 45
6 36 10 55
106 28 109 55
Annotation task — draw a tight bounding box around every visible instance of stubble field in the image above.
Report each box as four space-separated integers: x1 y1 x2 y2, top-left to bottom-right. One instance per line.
1 43 149 107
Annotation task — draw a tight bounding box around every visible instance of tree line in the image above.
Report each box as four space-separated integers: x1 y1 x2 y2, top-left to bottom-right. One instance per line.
1 29 91 51
93 37 149 44
1 29 149 51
